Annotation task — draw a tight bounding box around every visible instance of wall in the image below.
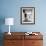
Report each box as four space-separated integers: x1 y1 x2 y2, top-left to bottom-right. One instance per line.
0 0 46 32
0 0 46 46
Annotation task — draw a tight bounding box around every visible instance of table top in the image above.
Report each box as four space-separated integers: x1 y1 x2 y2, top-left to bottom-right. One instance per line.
4 32 43 40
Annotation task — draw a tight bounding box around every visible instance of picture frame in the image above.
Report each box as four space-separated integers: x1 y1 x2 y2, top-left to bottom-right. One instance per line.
20 7 35 24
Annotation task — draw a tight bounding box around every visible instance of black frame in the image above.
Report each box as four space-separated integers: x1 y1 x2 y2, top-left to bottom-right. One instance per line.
20 7 35 24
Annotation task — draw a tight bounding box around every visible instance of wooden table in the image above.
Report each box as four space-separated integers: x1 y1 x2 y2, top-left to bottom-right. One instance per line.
4 32 43 46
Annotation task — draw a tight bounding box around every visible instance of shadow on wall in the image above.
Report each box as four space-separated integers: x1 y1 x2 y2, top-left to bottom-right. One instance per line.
0 16 5 46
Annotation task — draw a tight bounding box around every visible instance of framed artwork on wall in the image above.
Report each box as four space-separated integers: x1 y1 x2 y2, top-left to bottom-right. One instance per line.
20 7 35 24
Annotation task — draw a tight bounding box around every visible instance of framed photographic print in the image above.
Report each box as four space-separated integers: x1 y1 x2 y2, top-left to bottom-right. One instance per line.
20 7 35 24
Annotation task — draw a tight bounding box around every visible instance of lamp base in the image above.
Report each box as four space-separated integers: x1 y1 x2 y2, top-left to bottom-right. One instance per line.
8 32 11 35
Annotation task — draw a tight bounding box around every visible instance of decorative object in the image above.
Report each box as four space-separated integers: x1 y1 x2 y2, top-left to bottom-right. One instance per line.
25 32 38 35
5 18 14 35
21 7 35 24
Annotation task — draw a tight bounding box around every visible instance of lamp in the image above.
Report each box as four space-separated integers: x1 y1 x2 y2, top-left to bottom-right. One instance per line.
5 18 14 35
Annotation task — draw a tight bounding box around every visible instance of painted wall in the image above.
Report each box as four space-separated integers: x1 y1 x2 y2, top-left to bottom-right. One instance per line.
0 0 46 46
0 0 46 32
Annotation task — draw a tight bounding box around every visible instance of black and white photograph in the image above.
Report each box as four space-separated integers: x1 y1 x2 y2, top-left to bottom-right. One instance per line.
21 7 35 24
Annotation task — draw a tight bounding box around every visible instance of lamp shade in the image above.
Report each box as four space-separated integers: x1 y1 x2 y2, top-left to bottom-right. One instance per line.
5 18 14 25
